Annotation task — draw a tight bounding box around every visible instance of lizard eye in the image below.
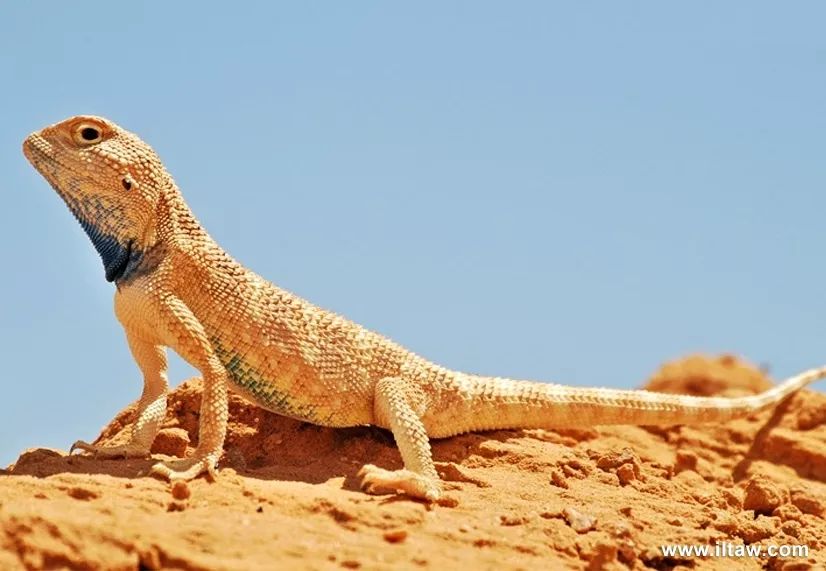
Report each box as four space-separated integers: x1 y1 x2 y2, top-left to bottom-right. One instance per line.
81 127 100 141
74 124 103 145
122 176 133 191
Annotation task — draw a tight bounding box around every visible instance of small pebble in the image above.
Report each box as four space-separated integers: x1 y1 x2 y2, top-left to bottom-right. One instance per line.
743 475 788 515
166 501 186 512
383 529 408 543
562 506 596 533
550 469 569 489
171 480 191 501
616 463 637 486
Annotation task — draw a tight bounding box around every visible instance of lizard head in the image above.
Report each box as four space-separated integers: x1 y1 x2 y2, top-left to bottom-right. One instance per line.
23 115 172 283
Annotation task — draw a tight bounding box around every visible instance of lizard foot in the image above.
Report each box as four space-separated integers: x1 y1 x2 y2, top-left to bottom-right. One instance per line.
69 440 151 459
357 464 441 501
151 455 218 481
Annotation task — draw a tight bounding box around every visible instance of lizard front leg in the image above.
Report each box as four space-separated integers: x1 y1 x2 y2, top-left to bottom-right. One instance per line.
150 297 229 481
70 333 168 458
358 376 442 501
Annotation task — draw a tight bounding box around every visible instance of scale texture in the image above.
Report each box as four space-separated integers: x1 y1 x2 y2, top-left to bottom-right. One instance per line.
22 115 826 500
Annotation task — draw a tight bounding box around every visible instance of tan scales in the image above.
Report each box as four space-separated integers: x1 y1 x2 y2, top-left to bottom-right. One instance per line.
22 115 826 500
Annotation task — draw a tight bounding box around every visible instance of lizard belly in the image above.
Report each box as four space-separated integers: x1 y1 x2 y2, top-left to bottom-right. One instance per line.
212 338 373 427
180 270 378 428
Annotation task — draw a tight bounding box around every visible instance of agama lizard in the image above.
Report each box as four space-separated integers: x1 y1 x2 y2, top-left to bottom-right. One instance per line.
22 115 826 500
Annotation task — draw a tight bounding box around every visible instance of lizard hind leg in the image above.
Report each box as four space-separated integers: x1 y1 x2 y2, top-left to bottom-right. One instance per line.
358 376 442 501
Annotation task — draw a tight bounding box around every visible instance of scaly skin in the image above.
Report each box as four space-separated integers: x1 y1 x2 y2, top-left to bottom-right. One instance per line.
22 115 826 501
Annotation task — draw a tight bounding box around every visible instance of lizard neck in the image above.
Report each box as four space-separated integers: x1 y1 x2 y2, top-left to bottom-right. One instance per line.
154 186 245 276
156 186 211 246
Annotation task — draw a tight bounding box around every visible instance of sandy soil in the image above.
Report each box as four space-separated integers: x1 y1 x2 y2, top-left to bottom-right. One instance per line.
1 355 825 570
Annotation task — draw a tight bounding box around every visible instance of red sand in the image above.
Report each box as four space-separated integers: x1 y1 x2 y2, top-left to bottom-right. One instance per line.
2 355 825 570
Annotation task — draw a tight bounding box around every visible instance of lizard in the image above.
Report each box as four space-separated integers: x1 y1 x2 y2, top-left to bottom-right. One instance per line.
22 115 826 501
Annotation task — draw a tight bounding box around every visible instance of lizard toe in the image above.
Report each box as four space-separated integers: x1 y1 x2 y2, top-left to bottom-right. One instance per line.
358 464 441 501
152 456 217 481
69 440 151 459
69 440 97 455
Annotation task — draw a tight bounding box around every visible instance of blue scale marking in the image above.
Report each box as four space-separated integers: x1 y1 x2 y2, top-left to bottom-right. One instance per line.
212 339 324 423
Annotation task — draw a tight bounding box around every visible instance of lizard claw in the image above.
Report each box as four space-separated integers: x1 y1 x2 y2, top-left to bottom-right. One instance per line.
357 464 441 501
152 455 218 481
69 440 151 459
69 440 97 455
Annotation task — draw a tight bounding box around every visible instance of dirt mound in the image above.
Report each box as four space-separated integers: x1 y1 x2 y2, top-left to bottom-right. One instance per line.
2 355 825 570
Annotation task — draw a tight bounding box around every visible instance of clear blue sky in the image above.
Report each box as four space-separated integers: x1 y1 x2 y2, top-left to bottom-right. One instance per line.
2 3 825 466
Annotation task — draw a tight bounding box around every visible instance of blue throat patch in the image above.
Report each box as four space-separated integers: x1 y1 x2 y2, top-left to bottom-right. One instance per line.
77 218 142 282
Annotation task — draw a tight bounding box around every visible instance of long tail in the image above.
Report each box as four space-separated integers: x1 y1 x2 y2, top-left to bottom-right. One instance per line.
430 365 826 437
